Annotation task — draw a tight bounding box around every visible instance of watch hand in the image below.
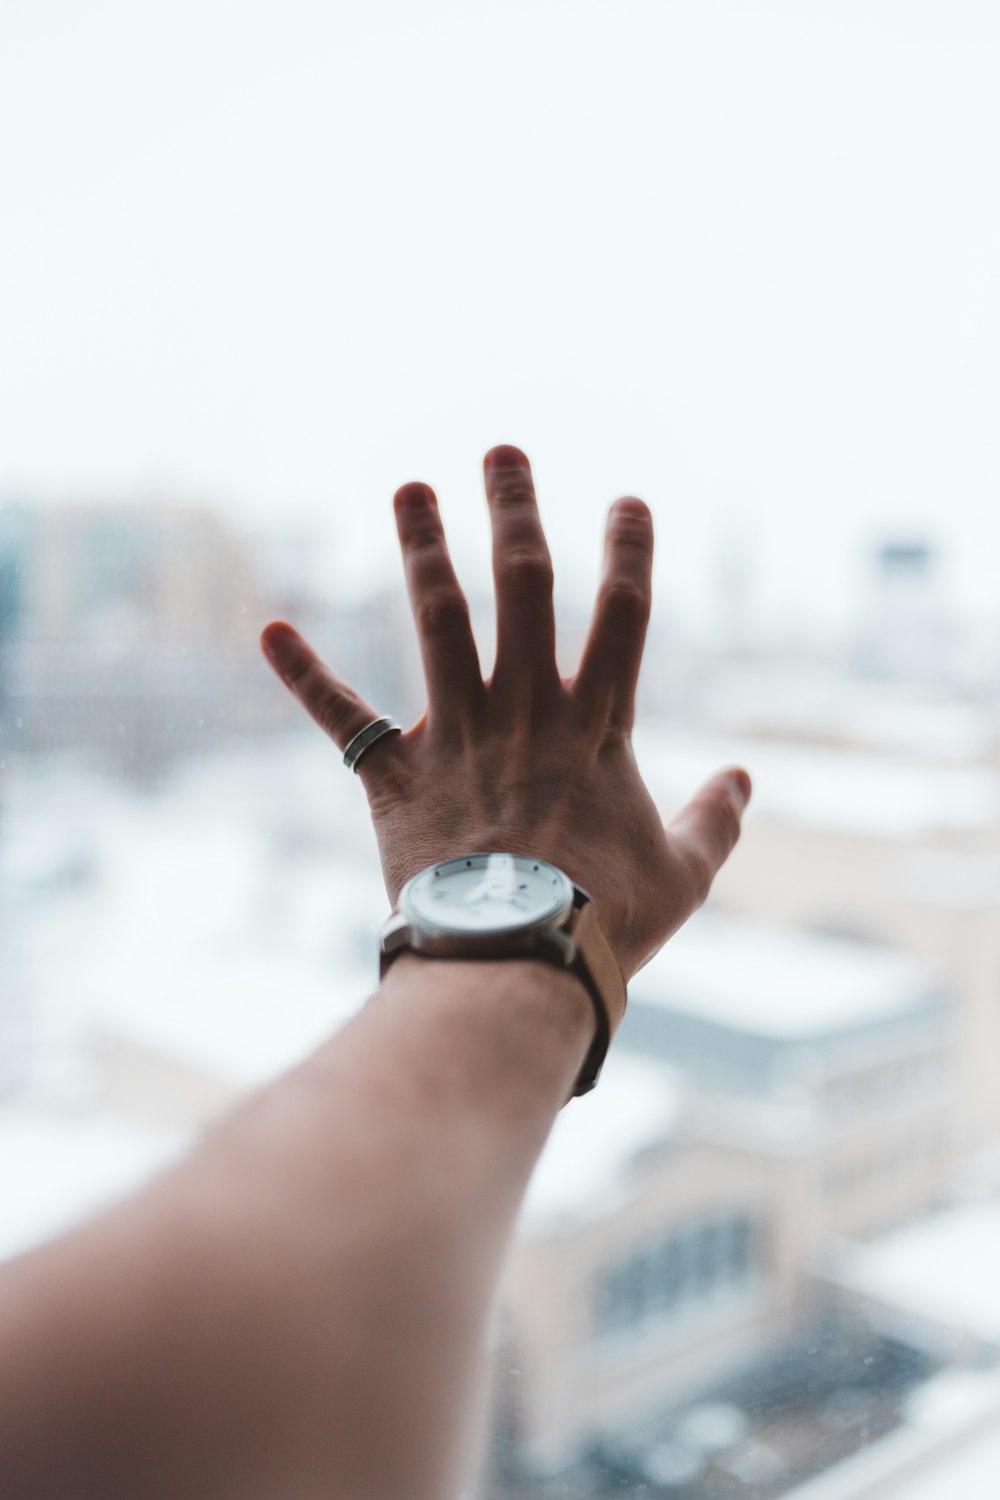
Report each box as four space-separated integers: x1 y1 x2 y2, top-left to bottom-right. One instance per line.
463 877 517 905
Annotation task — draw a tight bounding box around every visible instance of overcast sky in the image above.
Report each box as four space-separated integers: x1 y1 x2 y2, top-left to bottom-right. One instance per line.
1 0 998 637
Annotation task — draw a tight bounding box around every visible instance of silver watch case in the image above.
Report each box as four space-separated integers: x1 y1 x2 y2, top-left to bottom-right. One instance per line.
380 854 579 974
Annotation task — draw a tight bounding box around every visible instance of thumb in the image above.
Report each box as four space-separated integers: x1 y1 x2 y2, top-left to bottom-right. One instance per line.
666 766 752 907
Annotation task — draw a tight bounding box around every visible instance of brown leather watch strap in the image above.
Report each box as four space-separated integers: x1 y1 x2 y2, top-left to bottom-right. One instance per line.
378 862 627 1102
563 889 627 1099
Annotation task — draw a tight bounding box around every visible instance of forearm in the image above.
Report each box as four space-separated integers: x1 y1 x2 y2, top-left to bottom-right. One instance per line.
1 443 749 1499
0 956 593 1500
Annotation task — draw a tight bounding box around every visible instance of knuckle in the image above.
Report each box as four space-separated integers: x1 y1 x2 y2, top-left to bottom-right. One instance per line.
364 748 414 805
688 848 715 906
719 795 743 852
612 508 653 544
284 653 318 690
595 717 630 752
320 690 361 741
404 521 444 556
489 471 534 507
601 579 651 631
498 549 554 596
416 589 470 639
614 527 652 555
704 782 744 857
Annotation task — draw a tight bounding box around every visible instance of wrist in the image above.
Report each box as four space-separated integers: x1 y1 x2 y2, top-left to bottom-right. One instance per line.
378 953 596 1112
379 853 626 1097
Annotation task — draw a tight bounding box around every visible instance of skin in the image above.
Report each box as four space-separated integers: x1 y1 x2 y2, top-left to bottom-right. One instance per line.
0 446 750 1499
262 446 751 980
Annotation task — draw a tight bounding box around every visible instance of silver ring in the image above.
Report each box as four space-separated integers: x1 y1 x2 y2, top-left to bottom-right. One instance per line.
343 716 402 774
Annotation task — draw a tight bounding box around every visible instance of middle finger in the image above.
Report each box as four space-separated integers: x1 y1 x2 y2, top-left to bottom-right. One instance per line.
483 445 560 701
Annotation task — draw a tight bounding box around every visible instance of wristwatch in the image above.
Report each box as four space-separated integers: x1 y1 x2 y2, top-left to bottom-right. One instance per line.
379 852 627 1099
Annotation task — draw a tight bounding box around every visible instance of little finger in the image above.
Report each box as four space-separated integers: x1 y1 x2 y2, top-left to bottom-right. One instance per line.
260 621 406 785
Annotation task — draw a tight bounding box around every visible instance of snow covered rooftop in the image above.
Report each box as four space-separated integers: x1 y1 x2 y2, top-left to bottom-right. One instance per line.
92 946 372 1085
631 911 938 1041
875 1412 1000 1500
6 743 388 1088
894 850 1000 912
832 1200 1000 1345
779 1370 1000 1500
0 1107 186 1264
634 726 1000 840
519 1052 683 1238
690 665 997 764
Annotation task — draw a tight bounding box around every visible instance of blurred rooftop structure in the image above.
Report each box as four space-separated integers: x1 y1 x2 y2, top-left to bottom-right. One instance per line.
4 499 1000 1500
629 911 941 1045
637 724 1000 842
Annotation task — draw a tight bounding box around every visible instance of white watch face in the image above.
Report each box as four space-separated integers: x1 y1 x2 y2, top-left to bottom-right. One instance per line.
402 853 574 935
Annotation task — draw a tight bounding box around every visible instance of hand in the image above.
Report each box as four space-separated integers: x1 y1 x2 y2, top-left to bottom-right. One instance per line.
260 445 751 980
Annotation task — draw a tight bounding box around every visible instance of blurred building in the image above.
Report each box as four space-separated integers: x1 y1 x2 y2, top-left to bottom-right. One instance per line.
0 504 30 654
0 899 32 1100
480 915 958 1488
0 497 295 765
4 519 1000 1500
635 665 1000 1149
489 1052 792 1483
854 541 957 684
624 914 956 1242
0 498 274 651
1 723 999 1500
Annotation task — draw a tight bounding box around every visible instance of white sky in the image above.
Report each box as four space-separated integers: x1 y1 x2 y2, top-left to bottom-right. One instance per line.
1 0 999 635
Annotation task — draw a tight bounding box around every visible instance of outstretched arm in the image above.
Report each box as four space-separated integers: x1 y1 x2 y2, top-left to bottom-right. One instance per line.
0 447 750 1500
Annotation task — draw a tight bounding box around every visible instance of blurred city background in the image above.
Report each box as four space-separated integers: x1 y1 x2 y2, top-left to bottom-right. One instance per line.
3 2 1000 1497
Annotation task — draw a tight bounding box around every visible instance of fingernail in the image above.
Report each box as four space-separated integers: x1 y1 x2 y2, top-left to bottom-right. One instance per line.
730 767 753 806
484 445 528 471
614 496 651 522
394 482 434 509
260 621 296 659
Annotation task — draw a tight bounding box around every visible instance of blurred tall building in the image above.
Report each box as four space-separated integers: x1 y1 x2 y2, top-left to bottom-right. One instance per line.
855 539 956 683
479 916 958 1492
0 498 292 765
5 501 257 647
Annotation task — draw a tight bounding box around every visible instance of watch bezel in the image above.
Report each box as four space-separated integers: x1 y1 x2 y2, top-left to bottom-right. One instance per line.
396 852 575 947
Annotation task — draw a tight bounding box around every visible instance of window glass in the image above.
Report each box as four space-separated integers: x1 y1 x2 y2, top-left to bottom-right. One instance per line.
2 4 999 1498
